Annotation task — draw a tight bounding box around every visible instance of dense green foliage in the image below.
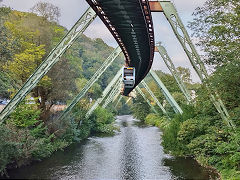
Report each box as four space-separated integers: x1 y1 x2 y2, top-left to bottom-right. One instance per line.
131 95 151 122
0 3 120 176
132 0 240 179
0 0 239 178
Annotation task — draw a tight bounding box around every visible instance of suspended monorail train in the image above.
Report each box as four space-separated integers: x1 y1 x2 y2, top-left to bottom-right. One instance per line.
122 67 135 88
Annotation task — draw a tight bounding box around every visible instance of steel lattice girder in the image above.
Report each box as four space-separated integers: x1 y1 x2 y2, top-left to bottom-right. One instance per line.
150 70 183 114
156 1 234 128
114 95 123 109
102 79 122 108
136 86 158 114
59 46 122 120
85 68 122 119
141 80 169 117
0 7 97 123
155 43 192 103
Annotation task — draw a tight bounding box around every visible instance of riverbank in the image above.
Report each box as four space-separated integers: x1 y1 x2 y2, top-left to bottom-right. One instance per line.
0 106 117 177
2 115 218 179
144 112 239 180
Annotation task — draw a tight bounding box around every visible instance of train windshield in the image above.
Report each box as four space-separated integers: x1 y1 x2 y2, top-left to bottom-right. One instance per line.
122 67 135 88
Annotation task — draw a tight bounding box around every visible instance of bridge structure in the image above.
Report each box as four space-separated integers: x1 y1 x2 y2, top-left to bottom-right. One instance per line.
0 1 235 129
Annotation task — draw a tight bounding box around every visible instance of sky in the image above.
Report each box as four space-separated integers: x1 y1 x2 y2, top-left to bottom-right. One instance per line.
2 0 206 82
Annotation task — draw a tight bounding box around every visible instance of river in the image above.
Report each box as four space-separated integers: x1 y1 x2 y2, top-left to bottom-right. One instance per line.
5 115 218 179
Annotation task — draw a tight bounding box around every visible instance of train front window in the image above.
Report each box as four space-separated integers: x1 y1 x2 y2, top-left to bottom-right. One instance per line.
124 68 134 76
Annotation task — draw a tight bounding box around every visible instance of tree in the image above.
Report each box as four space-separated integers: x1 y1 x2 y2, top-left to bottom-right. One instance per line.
30 2 61 22
189 0 240 112
131 93 150 121
176 67 192 83
189 0 240 67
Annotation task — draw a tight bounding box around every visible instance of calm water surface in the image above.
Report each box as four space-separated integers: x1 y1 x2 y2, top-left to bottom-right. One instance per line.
4 115 218 179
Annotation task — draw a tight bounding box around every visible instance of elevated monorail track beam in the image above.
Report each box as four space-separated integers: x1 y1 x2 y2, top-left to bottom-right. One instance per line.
86 0 155 96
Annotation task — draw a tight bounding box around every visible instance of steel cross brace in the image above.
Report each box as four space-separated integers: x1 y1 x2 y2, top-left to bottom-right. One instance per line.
125 97 132 105
158 1 234 128
59 46 122 120
114 95 123 109
112 91 121 103
150 70 183 114
141 80 169 117
136 86 158 114
85 68 122 119
155 43 192 103
0 7 97 123
102 78 122 108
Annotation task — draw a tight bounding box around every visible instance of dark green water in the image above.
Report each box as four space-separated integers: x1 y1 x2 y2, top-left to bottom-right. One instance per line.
3 115 218 179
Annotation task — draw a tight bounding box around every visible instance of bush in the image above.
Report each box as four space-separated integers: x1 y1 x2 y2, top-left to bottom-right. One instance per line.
90 107 115 134
0 125 20 175
7 101 40 128
145 113 158 126
145 113 169 129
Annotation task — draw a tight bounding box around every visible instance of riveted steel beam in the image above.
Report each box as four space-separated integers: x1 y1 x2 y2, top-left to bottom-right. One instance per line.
114 96 123 109
155 43 192 103
156 1 234 128
136 86 158 114
85 69 122 119
0 7 97 123
150 70 183 114
102 79 122 108
59 46 122 120
141 80 169 117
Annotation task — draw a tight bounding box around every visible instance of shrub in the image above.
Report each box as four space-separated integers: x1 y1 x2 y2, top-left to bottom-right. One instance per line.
90 107 115 134
7 101 40 128
0 125 20 175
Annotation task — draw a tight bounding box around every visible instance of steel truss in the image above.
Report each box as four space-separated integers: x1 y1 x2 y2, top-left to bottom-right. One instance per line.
0 7 97 123
156 1 234 128
59 46 122 120
102 79 122 108
141 80 168 117
114 95 123 109
136 86 158 114
155 43 192 103
85 69 122 119
150 70 183 114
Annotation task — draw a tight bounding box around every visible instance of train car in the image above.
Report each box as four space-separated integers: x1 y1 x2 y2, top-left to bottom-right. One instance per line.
122 67 135 88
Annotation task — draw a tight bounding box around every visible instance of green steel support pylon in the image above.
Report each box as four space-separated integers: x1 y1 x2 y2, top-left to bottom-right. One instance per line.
85 69 122 119
150 70 183 114
155 43 192 103
113 91 121 103
159 1 234 128
59 46 122 120
102 79 122 108
125 97 132 105
141 80 169 117
114 95 123 109
0 7 97 124
136 87 158 114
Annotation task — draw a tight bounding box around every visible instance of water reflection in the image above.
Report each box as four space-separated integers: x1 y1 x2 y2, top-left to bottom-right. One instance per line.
4 115 216 179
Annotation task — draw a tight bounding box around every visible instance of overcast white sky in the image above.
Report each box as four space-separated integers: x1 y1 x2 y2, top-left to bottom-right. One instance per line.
2 0 206 82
